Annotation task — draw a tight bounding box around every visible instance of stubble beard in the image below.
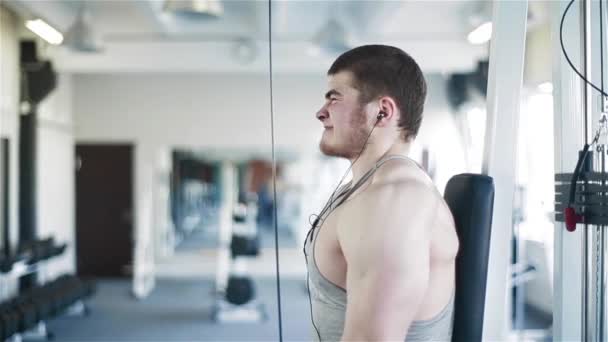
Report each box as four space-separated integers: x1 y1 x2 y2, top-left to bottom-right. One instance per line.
319 106 370 159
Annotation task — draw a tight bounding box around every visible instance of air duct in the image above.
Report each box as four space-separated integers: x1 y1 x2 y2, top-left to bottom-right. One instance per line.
63 4 103 52
312 19 351 56
163 0 223 19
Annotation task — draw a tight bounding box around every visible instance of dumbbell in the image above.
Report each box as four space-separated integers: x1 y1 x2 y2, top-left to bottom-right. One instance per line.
11 295 39 332
49 243 67 258
0 303 19 339
230 235 260 258
225 276 255 305
37 238 55 261
25 286 54 321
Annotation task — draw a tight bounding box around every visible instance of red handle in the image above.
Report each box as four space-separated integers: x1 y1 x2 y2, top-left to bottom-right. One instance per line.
564 207 581 232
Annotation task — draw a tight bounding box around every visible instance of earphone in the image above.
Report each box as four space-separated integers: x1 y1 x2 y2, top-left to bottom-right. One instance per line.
376 111 387 121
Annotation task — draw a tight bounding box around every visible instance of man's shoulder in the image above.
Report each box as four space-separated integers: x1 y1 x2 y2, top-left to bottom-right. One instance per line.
366 174 440 207
338 176 439 262
339 176 440 233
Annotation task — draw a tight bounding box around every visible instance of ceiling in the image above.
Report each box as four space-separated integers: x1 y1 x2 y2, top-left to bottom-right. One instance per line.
3 0 498 74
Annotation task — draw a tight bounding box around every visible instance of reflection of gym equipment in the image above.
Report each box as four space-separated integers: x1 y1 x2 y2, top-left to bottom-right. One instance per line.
213 199 266 323
171 153 221 247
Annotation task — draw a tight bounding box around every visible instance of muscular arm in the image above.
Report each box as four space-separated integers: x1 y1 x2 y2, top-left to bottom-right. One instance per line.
339 182 436 341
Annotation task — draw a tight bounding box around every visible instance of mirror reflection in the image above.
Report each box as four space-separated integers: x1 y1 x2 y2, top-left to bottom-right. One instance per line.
0 0 557 341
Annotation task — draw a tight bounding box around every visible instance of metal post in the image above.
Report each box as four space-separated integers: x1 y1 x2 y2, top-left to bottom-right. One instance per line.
581 1 588 339
599 148 605 342
581 0 593 339
481 1 528 340
552 0 586 339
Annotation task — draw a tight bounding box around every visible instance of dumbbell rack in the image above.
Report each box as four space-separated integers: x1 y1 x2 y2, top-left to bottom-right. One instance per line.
0 250 90 341
1 259 51 341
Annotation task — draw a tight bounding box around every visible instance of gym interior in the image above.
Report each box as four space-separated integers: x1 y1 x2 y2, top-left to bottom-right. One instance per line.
0 0 605 341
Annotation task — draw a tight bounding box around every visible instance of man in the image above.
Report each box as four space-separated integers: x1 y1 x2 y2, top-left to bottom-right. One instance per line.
303 45 459 341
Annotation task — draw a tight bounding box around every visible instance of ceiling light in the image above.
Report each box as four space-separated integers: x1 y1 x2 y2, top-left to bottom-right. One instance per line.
163 0 223 19
63 6 103 52
25 19 63 45
467 21 492 45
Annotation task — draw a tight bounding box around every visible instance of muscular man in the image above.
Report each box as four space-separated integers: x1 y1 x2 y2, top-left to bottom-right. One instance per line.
303 45 459 341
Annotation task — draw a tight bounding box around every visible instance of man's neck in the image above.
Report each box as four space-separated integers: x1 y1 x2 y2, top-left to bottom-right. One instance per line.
350 140 412 185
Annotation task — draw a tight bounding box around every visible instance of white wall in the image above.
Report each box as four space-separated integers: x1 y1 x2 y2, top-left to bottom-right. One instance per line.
37 73 76 277
73 73 277 295
415 74 468 192
0 5 21 257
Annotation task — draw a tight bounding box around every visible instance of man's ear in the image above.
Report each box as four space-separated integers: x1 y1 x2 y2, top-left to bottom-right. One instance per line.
377 96 398 122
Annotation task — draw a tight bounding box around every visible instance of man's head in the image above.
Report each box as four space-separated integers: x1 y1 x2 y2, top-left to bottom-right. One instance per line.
316 45 427 158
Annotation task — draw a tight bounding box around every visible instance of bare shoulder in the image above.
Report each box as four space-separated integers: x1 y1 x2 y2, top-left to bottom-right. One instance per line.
363 158 443 215
337 159 458 261
338 172 440 240
369 158 455 229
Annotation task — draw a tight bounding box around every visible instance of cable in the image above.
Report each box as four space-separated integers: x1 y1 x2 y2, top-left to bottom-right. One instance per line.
601 0 605 96
302 116 382 341
319 118 382 218
267 1 283 341
560 0 608 97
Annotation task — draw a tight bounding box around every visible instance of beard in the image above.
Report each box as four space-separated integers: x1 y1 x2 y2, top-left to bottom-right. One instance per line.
319 106 371 159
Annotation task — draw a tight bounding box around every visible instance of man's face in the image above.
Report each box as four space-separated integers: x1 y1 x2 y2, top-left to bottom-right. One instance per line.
316 71 371 159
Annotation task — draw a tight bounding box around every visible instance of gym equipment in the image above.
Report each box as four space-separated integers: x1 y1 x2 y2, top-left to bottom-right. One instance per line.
0 233 95 341
0 274 96 340
230 235 260 258
553 1 608 332
444 174 495 342
214 198 266 323
225 276 255 305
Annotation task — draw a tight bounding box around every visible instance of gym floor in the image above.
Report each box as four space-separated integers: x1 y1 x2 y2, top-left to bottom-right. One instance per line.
33 277 312 341
32 223 553 341
29 277 553 342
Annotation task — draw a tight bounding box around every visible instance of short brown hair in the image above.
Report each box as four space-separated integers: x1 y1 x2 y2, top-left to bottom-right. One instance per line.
328 45 427 141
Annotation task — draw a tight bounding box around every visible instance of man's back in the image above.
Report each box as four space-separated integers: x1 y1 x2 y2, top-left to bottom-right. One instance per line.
307 156 459 341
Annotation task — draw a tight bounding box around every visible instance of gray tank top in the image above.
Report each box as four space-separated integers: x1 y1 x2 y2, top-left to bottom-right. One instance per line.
303 154 454 342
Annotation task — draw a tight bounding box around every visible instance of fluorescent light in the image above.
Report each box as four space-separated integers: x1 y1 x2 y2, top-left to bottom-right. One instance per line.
25 19 63 45
538 82 553 93
467 21 492 45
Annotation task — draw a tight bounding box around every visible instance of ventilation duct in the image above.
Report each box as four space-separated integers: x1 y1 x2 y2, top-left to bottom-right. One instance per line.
312 19 351 56
163 0 223 19
64 5 103 52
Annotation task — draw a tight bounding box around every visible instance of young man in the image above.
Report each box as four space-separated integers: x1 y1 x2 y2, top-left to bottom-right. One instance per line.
303 45 459 341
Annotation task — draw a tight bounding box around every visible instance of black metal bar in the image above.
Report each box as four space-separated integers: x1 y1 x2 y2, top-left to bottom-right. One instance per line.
18 109 37 243
556 172 608 182
18 109 37 290
556 183 608 193
561 194 608 204
1 138 10 258
555 204 608 216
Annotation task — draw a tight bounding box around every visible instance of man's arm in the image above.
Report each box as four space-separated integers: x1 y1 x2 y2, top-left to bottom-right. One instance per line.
339 182 436 341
